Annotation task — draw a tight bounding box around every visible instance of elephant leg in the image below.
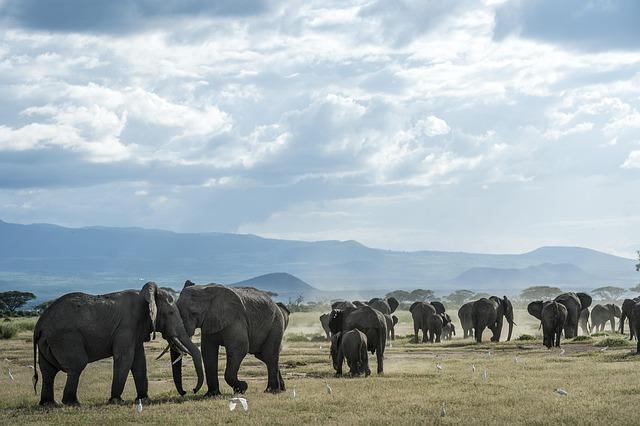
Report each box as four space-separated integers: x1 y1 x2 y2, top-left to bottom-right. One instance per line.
256 348 282 393
48 335 87 406
109 341 135 404
201 336 221 397
222 326 249 394
38 353 59 406
376 340 384 375
414 324 420 343
362 345 370 376
336 346 344 376
130 343 148 401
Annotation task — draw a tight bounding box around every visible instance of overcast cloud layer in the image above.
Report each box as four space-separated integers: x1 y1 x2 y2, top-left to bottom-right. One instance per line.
0 0 639 256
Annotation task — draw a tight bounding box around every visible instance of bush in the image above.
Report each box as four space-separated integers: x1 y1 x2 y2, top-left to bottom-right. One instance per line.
595 337 629 347
515 334 536 341
572 336 593 342
0 323 18 339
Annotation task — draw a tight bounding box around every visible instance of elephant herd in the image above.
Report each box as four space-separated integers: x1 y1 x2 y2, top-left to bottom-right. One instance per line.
32 281 289 406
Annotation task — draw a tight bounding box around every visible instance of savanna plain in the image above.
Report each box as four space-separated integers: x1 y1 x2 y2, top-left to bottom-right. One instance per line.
1 310 638 425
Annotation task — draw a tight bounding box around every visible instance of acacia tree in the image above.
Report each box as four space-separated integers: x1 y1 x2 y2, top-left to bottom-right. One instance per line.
445 290 475 306
519 286 562 302
410 289 435 302
0 291 36 314
592 286 625 302
384 290 412 302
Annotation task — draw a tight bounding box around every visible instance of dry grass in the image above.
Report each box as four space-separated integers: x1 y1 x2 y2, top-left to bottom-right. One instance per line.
1 309 638 425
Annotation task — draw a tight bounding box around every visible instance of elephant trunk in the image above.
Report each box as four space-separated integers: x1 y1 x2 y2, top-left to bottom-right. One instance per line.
507 319 513 341
170 336 204 396
170 348 186 396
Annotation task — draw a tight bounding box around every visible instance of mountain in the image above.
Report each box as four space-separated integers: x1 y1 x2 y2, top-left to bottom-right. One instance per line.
0 220 636 300
230 272 321 297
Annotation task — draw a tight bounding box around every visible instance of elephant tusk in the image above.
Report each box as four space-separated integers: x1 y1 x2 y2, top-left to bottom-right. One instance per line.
511 321 518 326
171 337 192 357
156 344 171 360
172 354 183 365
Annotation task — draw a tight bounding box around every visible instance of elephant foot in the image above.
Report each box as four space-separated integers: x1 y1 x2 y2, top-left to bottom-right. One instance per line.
264 386 282 394
334 372 342 377
108 397 125 405
135 396 150 404
204 390 222 398
62 398 80 407
39 400 60 408
233 381 248 394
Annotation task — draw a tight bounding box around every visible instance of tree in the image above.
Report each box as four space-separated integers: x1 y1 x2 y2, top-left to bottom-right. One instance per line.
630 283 640 293
384 290 412 302
0 291 36 314
636 250 640 272
410 289 435 302
34 299 56 313
591 286 625 302
160 286 178 298
519 286 562 302
445 290 475 306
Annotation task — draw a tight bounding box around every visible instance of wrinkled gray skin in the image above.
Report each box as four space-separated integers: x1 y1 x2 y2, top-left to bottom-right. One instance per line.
633 303 640 353
352 301 368 308
319 313 332 340
528 301 567 348
409 301 446 343
332 300 356 310
578 309 590 335
33 282 203 406
277 303 291 331
382 314 399 341
367 297 400 315
173 281 286 396
443 322 456 340
554 292 592 338
590 304 621 333
458 302 474 339
471 296 514 343
328 306 386 374
619 297 640 339
330 330 370 376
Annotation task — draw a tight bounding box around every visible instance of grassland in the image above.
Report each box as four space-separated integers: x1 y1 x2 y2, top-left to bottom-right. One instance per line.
1 310 639 425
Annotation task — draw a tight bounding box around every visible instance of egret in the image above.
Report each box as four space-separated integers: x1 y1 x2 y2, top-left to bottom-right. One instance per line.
135 399 143 414
486 350 491 357
440 401 446 417
291 385 297 400
559 348 565 356
229 397 249 412
554 388 568 396
8 368 14 381
436 364 443 373
481 370 488 381
326 384 332 395
600 346 609 352
513 356 519 363
471 364 476 373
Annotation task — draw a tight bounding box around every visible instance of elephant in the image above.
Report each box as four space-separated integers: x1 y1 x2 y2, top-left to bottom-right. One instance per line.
619 297 640 339
319 313 332 340
332 300 356 310
368 297 400 315
443 322 456 340
632 303 640 353
172 281 287 396
276 302 291 330
382 314 399 341
578 308 590 335
458 302 474 339
554 292 592 338
471 296 514 343
527 301 568 348
409 301 446 343
32 282 203 406
330 329 370 377
352 301 368 308
328 306 386 374
590 304 621 333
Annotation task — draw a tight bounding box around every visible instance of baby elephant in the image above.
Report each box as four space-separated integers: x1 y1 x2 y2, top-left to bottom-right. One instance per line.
330 330 370 377
443 322 456 340
528 300 568 348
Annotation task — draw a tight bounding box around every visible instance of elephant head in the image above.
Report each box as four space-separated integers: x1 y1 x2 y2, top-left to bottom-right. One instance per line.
527 301 544 321
612 304 622 318
143 282 204 396
577 292 592 310
329 309 348 334
501 296 514 341
431 301 446 314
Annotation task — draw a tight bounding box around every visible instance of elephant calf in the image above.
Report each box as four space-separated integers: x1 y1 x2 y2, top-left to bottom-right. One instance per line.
331 330 370 376
443 322 456 340
528 301 567 348
320 313 332 340
409 301 447 343
32 282 203 406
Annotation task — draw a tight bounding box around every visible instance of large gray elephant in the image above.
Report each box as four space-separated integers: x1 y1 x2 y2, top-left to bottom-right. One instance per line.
620 297 640 339
458 302 474 338
528 301 567 348
409 301 446 343
330 329 370 376
554 292 592 338
471 296 514 343
319 313 332 340
590 304 621 333
633 303 640 353
32 282 203 406
368 297 400 315
332 300 356 310
172 281 287 396
328 306 386 374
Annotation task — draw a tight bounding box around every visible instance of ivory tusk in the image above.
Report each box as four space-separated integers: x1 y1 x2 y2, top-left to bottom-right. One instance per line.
156 344 171 360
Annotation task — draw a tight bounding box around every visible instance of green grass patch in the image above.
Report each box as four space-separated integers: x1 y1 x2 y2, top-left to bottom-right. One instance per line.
594 337 630 347
515 334 536 341
0 323 18 339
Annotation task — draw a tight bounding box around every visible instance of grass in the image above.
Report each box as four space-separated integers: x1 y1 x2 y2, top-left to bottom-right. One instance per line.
515 334 536 341
594 337 631 348
572 336 593 342
1 309 638 425
0 322 18 339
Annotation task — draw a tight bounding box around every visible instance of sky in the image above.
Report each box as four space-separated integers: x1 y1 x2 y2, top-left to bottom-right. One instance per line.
0 0 639 256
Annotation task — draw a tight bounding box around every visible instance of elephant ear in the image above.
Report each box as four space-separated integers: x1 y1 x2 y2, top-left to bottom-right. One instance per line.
141 281 158 330
328 309 344 334
183 280 196 289
527 301 544 321
387 297 399 313
431 301 446 314
392 315 398 325
576 292 592 310
276 302 290 315
614 304 622 317
409 302 421 313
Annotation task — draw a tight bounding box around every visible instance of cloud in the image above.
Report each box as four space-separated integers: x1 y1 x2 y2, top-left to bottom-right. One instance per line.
494 0 640 51
0 0 270 34
622 150 640 169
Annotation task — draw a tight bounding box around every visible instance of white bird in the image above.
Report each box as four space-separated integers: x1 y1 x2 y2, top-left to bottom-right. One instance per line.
486 350 491 357
4 358 9 363
326 384 332 395
319 346 322 350
228 397 248 412
513 356 519 363
291 385 296 400
554 388 568 396
471 364 476 373
8 368 14 382
436 364 443 373
600 346 609 352
559 348 565 355
28 365 34 370
481 370 488 381
135 399 143 414
440 401 446 417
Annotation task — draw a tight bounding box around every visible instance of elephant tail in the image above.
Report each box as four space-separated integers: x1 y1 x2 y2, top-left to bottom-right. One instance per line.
32 329 39 395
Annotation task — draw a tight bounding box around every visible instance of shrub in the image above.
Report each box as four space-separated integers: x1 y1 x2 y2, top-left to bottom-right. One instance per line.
595 337 629 347
0 323 18 339
515 334 536 341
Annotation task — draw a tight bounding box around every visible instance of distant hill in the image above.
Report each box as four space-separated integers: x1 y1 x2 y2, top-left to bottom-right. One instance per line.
230 272 320 297
0 219 636 300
